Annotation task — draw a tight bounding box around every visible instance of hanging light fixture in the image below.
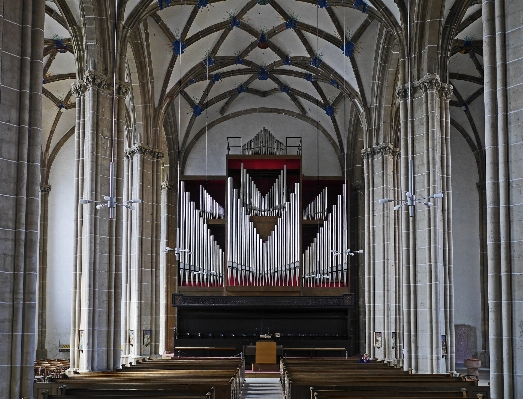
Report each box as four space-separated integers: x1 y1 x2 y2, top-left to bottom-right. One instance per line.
331 249 363 257
80 0 140 218
379 1 444 217
166 1 191 257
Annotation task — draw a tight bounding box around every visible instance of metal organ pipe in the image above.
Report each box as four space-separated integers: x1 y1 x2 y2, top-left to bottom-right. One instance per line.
226 169 300 286
303 187 328 220
177 182 224 287
303 184 348 287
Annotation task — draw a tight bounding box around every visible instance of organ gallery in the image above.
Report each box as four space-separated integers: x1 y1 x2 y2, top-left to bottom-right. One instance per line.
173 128 356 358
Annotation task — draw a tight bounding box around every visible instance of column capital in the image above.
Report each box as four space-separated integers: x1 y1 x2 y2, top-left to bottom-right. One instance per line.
361 143 400 160
161 181 177 191
84 69 110 91
40 184 51 193
395 84 410 100
125 144 164 159
116 81 131 97
71 81 86 97
418 73 442 93
439 83 454 100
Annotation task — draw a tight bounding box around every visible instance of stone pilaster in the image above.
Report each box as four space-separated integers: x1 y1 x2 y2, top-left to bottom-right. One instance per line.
362 144 401 362
37 184 52 360
0 1 44 396
483 0 523 396
475 181 489 367
160 180 179 353
122 145 164 358
397 74 454 374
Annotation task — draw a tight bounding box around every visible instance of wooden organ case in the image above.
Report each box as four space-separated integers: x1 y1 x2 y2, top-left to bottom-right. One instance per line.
172 129 358 361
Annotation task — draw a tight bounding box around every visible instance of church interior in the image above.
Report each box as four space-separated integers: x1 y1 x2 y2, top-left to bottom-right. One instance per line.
2 0 522 398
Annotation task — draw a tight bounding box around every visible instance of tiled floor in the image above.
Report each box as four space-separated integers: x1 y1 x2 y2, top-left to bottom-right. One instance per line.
242 378 282 399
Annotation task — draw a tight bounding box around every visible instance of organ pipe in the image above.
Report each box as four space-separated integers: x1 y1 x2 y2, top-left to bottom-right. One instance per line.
303 185 348 287
303 187 328 220
227 172 301 287
177 181 224 286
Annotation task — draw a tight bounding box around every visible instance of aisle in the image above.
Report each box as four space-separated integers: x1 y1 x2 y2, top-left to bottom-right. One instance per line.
242 377 282 399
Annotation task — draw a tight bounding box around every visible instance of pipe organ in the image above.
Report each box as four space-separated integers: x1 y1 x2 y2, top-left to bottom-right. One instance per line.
176 128 351 290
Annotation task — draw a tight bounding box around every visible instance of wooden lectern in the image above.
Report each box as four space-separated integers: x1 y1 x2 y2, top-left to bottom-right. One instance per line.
255 341 277 364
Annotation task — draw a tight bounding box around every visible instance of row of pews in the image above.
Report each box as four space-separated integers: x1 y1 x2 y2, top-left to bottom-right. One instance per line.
280 358 490 399
35 357 244 399
34 359 70 382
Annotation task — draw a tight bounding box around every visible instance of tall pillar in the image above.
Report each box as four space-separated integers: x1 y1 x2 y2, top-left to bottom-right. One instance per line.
483 0 523 396
160 181 179 354
362 144 401 362
0 0 44 397
476 181 489 366
70 71 124 371
396 75 454 374
37 184 52 360
124 145 163 357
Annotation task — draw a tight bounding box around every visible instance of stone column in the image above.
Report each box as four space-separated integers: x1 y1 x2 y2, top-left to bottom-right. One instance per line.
362 144 401 362
350 181 365 355
70 70 123 371
0 1 44 396
483 0 523 396
160 181 179 353
124 145 163 357
476 181 489 366
37 184 52 360
397 75 454 374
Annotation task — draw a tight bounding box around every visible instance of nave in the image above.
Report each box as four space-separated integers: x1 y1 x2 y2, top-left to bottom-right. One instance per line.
33 356 490 399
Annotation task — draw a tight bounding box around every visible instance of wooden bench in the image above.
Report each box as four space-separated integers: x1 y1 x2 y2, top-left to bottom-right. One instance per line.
280 358 489 399
44 358 245 399
43 390 212 399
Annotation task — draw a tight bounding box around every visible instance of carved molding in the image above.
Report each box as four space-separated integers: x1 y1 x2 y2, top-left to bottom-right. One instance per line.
161 181 177 191
418 73 442 93
361 143 400 160
40 184 51 193
440 83 454 100
125 144 164 159
84 69 110 91
116 81 131 97
71 81 86 97
172 294 354 308
72 74 131 97
395 84 410 101
396 74 453 100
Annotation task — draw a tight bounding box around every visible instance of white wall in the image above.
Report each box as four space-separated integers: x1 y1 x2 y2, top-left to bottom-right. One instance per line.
184 113 342 176
46 137 75 358
450 127 482 358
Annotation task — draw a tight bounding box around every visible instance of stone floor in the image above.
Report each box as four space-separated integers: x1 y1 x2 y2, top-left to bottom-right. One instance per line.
242 378 282 399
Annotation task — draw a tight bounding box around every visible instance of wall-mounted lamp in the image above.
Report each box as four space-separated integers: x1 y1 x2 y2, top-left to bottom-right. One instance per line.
165 247 192 260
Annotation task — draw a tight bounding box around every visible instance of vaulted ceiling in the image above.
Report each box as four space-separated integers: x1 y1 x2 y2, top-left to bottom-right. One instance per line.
42 0 483 178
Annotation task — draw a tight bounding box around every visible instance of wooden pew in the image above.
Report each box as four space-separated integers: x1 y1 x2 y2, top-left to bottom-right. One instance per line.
46 358 245 399
280 358 489 399
310 387 468 399
43 391 212 399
